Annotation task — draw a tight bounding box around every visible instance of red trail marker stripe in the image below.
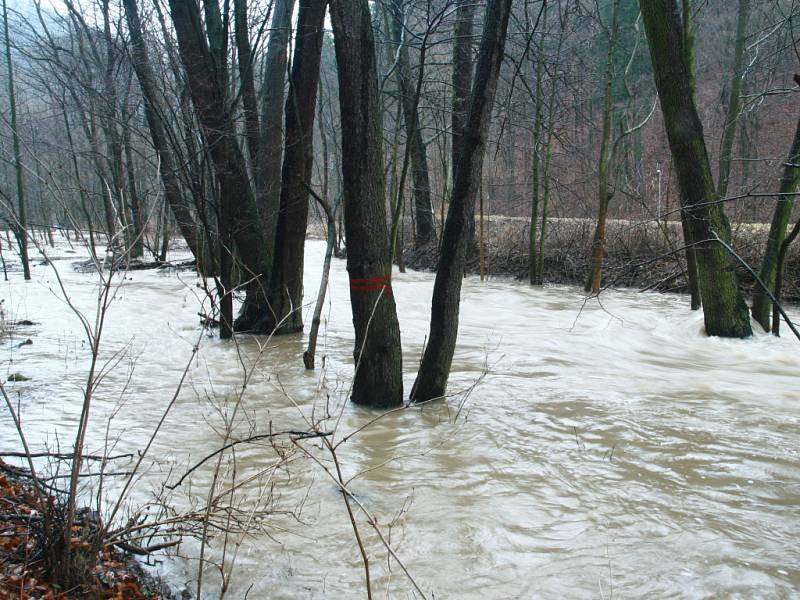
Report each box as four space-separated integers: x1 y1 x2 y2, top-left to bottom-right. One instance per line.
349 275 392 295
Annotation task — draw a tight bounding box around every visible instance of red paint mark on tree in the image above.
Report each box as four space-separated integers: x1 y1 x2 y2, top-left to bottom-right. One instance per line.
350 275 392 296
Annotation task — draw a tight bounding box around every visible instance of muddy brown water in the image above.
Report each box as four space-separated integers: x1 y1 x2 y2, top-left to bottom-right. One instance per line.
0 239 798 598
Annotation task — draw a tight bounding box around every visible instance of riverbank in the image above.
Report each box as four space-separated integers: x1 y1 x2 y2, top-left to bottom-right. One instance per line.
0 460 174 599
396 216 800 300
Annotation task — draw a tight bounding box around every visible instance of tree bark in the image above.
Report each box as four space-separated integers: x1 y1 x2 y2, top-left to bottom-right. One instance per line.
411 0 513 402
451 0 475 185
331 0 404 407
252 0 327 334
451 0 477 247
640 0 751 338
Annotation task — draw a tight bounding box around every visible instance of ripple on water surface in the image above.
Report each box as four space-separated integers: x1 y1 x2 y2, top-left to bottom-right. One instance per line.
0 239 798 598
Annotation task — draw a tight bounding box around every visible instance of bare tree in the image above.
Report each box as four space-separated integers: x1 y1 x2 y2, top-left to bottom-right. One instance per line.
256 0 328 334
2 0 30 279
640 0 752 338
122 0 202 263
411 0 514 402
331 0 404 407
167 0 268 337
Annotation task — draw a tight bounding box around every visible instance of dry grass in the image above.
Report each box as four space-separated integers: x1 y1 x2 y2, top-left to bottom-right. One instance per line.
398 215 800 300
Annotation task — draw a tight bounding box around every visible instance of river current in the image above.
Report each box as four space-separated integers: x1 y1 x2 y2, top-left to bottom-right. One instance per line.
0 238 798 599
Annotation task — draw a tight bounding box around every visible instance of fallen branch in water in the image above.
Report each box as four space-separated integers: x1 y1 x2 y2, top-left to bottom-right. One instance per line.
114 539 181 556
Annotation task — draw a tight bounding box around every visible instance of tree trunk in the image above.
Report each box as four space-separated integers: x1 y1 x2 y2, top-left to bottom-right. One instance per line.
234 0 295 331
680 0 701 310
752 113 800 330
537 10 566 285
61 105 97 255
304 188 340 370
253 0 327 334
168 0 269 337
771 216 800 337
535 5 568 284
331 0 404 408
256 0 295 273
391 0 436 246
121 112 144 258
529 4 547 285
122 0 202 263
100 0 125 248
411 0 513 402
451 0 475 244
716 0 751 200
233 0 260 171
159 202 170 262
451 0 475 187
640 0 751 338
680 213 701 309
3 0 30 280
586 0 619 294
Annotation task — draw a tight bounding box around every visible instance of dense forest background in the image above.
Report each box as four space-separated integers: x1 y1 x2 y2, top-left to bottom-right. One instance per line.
2 0 796 244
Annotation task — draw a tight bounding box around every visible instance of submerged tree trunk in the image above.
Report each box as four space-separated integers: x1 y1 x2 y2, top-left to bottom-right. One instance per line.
752 113 800 330
641 0 751 338
256 0 327 334
586 0 620 294
304 188 340 370
168 0 268 337
411 0 513 402
331 0 404 408
529 4 546 285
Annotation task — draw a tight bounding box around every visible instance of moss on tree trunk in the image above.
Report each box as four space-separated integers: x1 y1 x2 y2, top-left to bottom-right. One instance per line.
641 0 751 338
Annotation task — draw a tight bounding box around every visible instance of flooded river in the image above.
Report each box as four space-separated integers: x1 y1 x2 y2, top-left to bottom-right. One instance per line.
0 238 798 598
